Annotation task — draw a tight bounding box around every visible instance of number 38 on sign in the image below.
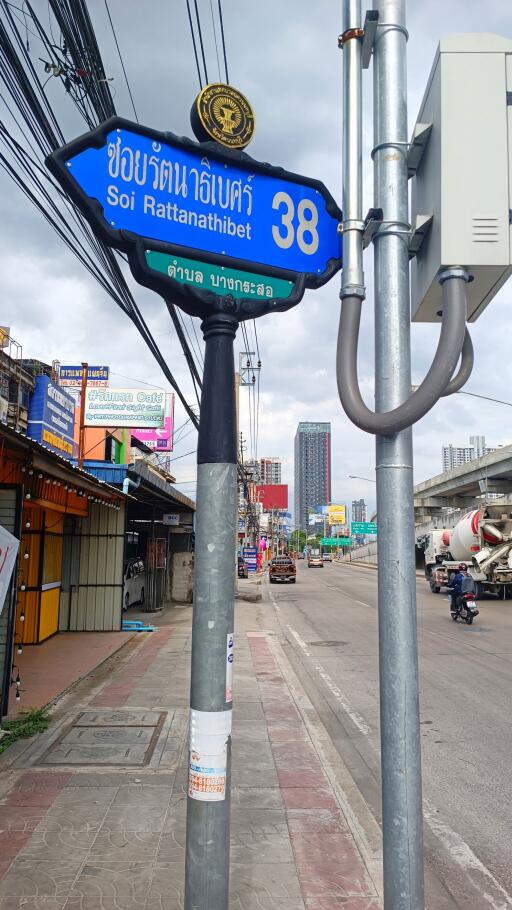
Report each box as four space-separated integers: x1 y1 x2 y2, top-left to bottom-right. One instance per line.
46 117 343 319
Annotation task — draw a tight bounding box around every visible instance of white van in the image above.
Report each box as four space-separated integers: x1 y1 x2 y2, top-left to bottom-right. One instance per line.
123 558 146 610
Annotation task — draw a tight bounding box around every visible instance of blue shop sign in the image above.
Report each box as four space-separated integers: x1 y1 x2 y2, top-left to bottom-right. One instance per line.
242 546 258 572
28 376 76 459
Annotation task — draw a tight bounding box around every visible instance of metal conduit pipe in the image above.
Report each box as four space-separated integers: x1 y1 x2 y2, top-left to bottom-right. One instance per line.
441 326 474 396
336 271 469 435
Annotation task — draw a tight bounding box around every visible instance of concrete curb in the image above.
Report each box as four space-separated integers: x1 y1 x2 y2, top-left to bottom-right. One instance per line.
235 591 263 603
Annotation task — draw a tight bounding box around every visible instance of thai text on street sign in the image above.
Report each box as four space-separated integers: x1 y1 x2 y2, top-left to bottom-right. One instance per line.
145 251 294 301
46 117 342 319
351 521 378 536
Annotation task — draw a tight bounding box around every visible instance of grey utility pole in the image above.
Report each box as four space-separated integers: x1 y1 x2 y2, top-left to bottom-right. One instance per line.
340 0 425 907
373 3 425 907
185 312 238 910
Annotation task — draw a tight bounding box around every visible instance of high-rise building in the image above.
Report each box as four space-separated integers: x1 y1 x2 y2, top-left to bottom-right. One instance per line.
259 457 281 485
351 499 367 524
469 435 487 458
294 422 331 532
442 435 495 472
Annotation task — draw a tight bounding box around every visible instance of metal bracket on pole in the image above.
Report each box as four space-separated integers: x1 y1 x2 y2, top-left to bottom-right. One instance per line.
407 122 432 177
362 10 379 68
362 207 384 249
408 214 433 259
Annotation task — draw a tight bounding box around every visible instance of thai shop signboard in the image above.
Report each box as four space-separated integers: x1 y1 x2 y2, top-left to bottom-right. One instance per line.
132 392 174 451
84 388 165 428
27 375 76 458
243 546 258 572
59 365 110 387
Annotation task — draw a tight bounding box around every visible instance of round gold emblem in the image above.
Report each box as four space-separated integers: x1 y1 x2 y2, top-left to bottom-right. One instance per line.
190 83 255 150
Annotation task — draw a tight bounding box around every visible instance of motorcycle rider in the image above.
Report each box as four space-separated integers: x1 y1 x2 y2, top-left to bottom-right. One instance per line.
449 563 468 616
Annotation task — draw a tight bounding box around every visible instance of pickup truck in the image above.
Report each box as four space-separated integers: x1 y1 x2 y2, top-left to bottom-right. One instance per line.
269 557 296 584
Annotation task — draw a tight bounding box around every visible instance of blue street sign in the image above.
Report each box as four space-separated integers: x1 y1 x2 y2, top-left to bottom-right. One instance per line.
47 117 342 320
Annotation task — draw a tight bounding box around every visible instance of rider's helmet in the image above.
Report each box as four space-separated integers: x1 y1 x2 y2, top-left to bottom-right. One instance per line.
458 563 468 571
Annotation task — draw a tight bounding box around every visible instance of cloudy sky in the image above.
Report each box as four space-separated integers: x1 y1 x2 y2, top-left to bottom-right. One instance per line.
2 1 512 518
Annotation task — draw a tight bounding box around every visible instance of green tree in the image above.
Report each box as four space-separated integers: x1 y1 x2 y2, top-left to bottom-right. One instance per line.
290 530 307 552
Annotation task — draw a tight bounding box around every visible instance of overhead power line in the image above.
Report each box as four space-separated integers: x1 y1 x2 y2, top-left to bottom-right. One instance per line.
217 0 229 83
184 0 203 90
103 0 138 121
192 0 208 84
0 0 201 430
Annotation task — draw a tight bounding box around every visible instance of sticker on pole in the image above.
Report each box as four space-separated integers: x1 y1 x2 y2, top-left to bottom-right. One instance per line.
188 708 232 802
226 633 234 703
188 752 227 801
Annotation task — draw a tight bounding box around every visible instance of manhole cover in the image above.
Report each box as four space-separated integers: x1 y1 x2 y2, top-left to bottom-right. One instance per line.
41 709 167 766
309 640 349 648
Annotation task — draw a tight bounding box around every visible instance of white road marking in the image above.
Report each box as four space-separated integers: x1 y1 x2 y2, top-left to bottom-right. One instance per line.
286 625 371 736
423 799 512 909
267 587 280 613
355 600 371 607
268 577 512 905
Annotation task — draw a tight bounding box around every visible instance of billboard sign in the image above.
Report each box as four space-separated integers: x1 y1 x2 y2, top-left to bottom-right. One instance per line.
84 387 165 428
59 365 110 387
255 484 288 511
27 375 76 458
132 393 174 451
328 504 346 525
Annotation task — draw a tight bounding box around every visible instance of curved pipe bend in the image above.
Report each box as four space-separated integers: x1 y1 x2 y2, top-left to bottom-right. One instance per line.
337 275 470 435
441 327 474 397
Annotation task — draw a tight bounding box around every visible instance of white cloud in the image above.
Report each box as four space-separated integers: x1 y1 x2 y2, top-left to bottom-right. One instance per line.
2 1 512 518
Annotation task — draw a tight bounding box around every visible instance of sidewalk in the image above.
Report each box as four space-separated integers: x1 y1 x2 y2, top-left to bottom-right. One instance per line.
0 591 381 909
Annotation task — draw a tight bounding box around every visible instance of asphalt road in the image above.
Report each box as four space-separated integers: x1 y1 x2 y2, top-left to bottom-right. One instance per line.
267 559 512 909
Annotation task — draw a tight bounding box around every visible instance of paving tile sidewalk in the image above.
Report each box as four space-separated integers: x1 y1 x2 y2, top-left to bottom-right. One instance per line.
0 605 381 909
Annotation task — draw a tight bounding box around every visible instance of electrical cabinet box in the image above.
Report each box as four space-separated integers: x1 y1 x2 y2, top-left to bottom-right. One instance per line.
411 34 512 323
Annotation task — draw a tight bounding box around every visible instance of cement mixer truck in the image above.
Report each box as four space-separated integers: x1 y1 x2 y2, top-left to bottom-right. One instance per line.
420 505 512 598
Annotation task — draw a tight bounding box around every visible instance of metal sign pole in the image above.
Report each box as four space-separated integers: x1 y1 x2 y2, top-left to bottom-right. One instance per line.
373 1 425 907
185 308 238 910
77 361 88 470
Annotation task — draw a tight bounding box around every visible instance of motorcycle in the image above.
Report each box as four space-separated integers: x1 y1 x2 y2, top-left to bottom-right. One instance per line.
452 592 479 624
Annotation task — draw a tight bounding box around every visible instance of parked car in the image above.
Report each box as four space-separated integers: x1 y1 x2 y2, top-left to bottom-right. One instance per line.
269 557 296 584
237 556 249 579
123 558 145 610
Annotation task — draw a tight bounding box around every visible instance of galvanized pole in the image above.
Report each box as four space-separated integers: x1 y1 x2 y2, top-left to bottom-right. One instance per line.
185 310 238 910
373 2 425 907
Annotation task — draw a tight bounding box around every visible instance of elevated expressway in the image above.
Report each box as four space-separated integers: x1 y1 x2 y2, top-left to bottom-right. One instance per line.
414 444 512 533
